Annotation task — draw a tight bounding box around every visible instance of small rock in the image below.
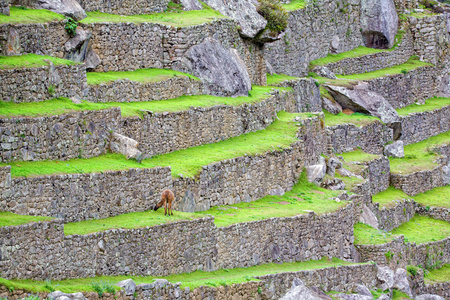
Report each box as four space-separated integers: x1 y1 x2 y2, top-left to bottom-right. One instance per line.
383 141 404 158
48 291 65 300
110 132 143 162
322 97 343 115
335 294 372 300
280 278 331 300
116 279 136 296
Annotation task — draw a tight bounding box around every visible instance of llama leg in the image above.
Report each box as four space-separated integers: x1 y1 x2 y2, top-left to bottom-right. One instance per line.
169 201 173 216
164 201 167 216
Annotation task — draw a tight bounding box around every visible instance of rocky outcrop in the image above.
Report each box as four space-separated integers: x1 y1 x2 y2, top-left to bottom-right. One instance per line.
177 38 251 97
179 0 202 10
12 0 87 20
64 27 100 70
383 141 404 158
324 83 399 124
202 0 267 39
109 133 143 162
360 0 398 48
280 278 332 300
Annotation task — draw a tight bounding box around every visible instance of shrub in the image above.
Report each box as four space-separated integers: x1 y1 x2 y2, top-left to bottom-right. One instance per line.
65 18 78 37
257 0 289 33
407 265 419 276
92 282 104 298
44 280 55 292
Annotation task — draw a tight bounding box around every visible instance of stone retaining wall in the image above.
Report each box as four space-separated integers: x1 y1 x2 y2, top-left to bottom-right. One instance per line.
390 165 446 196
79 0 169 15
366 66 440 109
325 121 393 155
265 0 363 77
85 76 204 103
0 108 121 163
399 104 450 145
352 157 391 197
356 236 450 271
271 78 322 112
369 200 416 232
0 205 357 280
121 89 297 157
0 63 86 103
0 166 172 222
322 31 414 76
415 204 450 222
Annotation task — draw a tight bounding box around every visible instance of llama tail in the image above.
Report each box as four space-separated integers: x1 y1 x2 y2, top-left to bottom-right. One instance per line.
154 199 164 211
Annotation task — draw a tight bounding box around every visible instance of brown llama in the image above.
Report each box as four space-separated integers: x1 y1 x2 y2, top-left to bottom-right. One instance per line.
154 189 175 216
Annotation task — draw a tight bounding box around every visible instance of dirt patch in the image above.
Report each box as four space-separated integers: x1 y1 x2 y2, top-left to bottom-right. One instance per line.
225 214 236 216
342 108 354 115
294 197 304 201
312 190 325 194
275 201 290 205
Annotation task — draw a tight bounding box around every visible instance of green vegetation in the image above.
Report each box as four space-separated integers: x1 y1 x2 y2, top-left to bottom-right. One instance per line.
87 68 199 85
396 97 450 116
257 0 289 32
391 215 450 244
0 7 65 24
0 212 52 227
308 31 405 69
335 174 365 191
399 11 439 20
0 86 286 118
392 290 412 300
0 257 360 293
372 187 412 208
354 223 398 245
282 0 306 11
81 3 226 27
323 111 380 127
424 264 450 284
3 112 301 178
64 18 78 36
389 131 450 174
413 186 450 208
371 289 390 299
0 54 78 70
64 209 201 235
340 148 380 164
337 56 433 81
355 215 450 245
266 73 300 86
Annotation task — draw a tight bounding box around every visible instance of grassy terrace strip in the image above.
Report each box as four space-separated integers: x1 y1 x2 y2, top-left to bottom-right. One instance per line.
389 131 450 174
339 149 380 175
80 3 226 26
66 172 345 235
266 73 300 86
0 257 360 292
355 215 450 245
323 111 379 127
396 97 450 116
87 68 199 85
0 54 78 70
0 212 52 227
0 86 286 118
282 0 306 11
372 187 412 208
3 111 303 178
0 7 64 24
424 264 450 284
413 186 450 209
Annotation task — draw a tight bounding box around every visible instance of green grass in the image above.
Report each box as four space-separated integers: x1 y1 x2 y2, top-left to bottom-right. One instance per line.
3 111 301 178
399 11 439 20
354 223 398 245
424 264 450 284
0 257 360 293
413 186 450 209
392 290 412 300
372 187 412 208
64 210 201 235
389 131 450 174
337 57 433 81
0 86 285 118
0 7 65 24
282 0 306 11
266 73 300 86
0 212 53 227
340 148 380 164
335 174 365 191
87 68 199 85
0 54 78 70
323 111 380 127
391 215 450 245
81 3 226 27
396 97 450 116
309 31 405 69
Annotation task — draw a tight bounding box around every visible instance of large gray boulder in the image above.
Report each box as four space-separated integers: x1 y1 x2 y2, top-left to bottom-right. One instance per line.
280 278 332 300
415 295 445 300
335 294 372 300
320 177 345 190
110 133 143 162
12 0 86 20
394 268 412 297
322 97 343 115
443 162 450 185
63 27 101 70
179 0 202 10
384 141 404 158
359 204 379 229
377 266 395 290
202 0 266 38
324 83 399 124
116 279 136 296
360 0 398 48
306 164 326 184
176 38 251 97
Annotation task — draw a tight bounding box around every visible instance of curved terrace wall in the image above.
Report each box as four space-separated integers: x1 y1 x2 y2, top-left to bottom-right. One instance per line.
78 0 169 15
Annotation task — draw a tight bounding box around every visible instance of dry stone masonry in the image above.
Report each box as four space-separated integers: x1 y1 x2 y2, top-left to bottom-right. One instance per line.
78 0 170 14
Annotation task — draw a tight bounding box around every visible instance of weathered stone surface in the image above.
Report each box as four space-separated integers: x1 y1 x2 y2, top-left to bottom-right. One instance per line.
359 204 379 229
78 0 169 15
179 0 202 10
443 163 450 185
360 0 398 48
335 294 372 300
177 38 251 97
306 164 326 184
109 132 143 162
280 279 330 300
415 295 445 300
85 48 101 70
116 279 136 296
320 177 345 190
12 0 87 20
312 65 337 79
323 97 343 115
377 266 395 290
353 284 372 297
47 291 87 300
64 27 99 67
324 83 399 124
394 268 412 297
384 141 404 158
0 0 9 15
202 0 266 38
377 294 391 300
327 157 343 176
3 27 21 56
